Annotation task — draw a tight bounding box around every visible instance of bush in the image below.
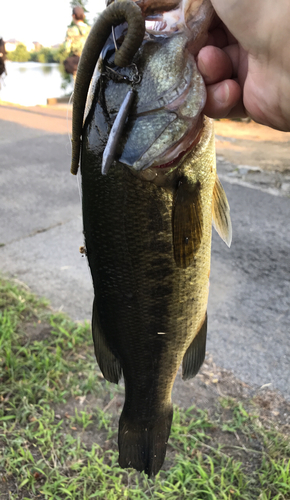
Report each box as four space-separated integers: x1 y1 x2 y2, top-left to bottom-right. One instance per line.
29 47 58 63
6 44 70 65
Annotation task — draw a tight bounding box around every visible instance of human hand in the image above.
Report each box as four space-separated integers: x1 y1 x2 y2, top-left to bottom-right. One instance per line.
196 0 290 131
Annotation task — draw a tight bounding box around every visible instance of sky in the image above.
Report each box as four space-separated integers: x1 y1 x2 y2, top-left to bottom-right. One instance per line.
2 0 107 47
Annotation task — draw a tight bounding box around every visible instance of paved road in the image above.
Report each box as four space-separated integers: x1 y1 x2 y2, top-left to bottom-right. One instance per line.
1 103 289 399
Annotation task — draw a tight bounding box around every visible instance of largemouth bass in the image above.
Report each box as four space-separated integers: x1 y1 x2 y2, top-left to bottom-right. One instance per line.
72 0 232 476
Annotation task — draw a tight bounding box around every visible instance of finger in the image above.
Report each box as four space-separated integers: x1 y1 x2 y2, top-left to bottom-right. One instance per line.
202 79 246 119
226 101 249 119
207 27 229 48
207 20 238 48
197 46 233 85
223 44 241 79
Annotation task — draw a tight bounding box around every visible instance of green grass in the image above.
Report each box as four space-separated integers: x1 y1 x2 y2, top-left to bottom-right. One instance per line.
1 277 290 499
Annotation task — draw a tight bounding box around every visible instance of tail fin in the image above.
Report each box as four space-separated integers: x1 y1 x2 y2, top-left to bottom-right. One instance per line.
118 406 173 477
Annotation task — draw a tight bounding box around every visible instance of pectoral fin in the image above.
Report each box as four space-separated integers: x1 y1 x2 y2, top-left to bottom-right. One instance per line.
182 313 207 380
173 177 203 269
212 176 232 247
92 299 122 384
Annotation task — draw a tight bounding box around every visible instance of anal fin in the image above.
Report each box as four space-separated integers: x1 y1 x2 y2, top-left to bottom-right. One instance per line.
182 313 207 380
212 176 232 247
92 299 122 384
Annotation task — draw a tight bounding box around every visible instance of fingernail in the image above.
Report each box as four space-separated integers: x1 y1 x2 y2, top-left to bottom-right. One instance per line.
215 82 230 104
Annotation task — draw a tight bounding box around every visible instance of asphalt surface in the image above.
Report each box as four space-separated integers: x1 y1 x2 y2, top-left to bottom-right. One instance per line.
1 103 290 399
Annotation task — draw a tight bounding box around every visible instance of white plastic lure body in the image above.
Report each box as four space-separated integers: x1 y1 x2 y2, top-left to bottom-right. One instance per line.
102 88 136 175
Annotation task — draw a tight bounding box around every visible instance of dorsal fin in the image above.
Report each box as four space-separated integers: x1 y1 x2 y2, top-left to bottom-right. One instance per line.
173 177 203 269
212 176 232 247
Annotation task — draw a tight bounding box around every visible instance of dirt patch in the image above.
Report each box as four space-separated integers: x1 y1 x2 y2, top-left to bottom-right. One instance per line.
51 392 122 451
215 119 290 173
0 102 72 135
215 119 290 143
21 320 52 343
214 120 290 196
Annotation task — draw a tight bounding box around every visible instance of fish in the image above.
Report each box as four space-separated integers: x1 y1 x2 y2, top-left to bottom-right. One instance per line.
71 0 232 477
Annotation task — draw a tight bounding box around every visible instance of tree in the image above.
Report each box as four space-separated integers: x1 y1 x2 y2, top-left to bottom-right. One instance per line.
53 45 69 64
6 44 30 62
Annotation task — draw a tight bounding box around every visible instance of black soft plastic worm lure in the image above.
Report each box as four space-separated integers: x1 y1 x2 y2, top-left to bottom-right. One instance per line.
71 0 145 175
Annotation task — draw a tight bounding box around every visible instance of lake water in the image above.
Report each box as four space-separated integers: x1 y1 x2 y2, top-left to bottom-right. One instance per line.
0 61 74 106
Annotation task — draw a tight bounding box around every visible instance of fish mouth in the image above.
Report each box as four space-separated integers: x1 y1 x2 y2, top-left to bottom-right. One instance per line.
151 120 203 170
